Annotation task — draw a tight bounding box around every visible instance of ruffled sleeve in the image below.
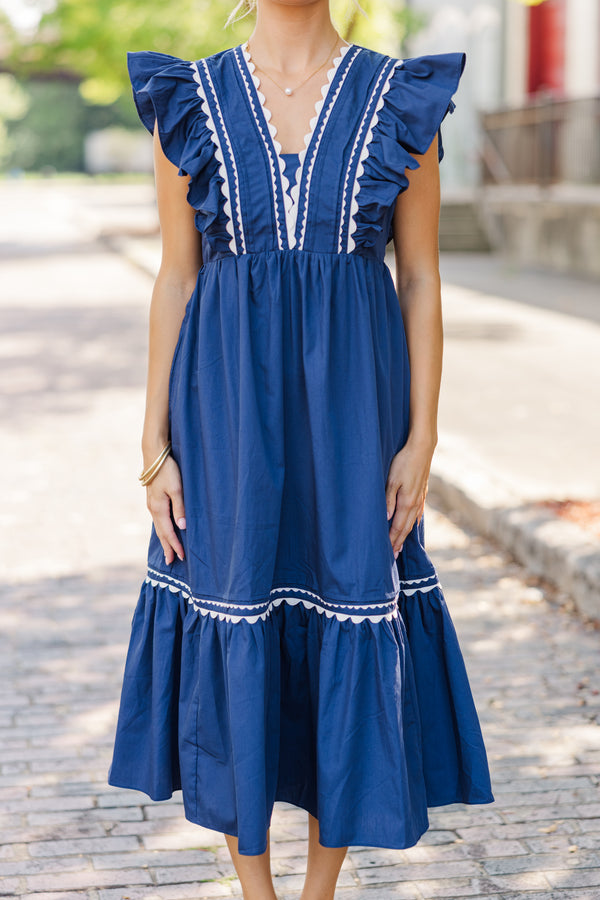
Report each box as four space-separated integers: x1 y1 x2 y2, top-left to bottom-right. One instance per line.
128 51 193 172
127 50 217 184
381 51 467 164
127 50 230 247
349 51 466 253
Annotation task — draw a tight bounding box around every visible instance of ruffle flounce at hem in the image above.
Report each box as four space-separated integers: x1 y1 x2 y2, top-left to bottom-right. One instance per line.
108 564 494 856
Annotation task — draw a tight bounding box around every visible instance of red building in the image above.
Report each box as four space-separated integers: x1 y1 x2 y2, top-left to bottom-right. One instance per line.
527 0 566 95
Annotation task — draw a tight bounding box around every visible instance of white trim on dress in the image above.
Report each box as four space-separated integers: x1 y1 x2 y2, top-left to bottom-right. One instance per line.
296 44 356 251
235 46 286 251
190 60 246 255
343 58 404 254
240 42 356 251
145 566 440 625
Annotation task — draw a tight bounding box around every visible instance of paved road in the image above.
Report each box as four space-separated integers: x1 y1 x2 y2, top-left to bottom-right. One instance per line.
1 179 599 899
433 262 600 503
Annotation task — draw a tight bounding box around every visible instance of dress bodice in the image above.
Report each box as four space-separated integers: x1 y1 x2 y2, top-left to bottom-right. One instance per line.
127 44 465 265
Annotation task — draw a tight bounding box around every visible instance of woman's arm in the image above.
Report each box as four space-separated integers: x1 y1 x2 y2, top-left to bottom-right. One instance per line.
142 122 203 565
386 133 443 557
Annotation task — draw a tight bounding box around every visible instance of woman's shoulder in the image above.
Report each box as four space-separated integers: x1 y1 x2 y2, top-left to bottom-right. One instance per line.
381 49 466 142
125 48 224 170
125 45 233 129
359 45 466 165
126 44 235 76
342 43 466 138
349 41 462 61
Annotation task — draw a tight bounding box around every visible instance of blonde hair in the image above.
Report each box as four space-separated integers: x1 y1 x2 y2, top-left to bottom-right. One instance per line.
225 0 255 26
225 0 367 29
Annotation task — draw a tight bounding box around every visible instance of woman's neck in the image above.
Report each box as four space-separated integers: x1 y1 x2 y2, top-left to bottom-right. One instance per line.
248 0 340 75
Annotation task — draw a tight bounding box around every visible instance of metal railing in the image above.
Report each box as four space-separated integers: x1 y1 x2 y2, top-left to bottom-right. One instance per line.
480 94 600 186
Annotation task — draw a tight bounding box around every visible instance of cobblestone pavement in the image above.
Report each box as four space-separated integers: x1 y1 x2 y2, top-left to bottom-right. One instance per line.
1 180 599 899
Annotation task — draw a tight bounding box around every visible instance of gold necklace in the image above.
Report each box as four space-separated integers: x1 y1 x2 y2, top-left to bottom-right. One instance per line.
247 35 344 97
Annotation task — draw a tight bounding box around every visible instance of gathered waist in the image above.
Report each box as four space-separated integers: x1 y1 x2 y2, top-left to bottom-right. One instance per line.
198 246 388 271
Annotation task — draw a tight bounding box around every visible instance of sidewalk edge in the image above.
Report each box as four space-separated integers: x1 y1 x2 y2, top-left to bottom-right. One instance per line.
429 463 600 624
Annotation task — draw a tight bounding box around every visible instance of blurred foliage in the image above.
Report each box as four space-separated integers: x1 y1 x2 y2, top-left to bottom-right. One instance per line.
0 73 31 121
342 0 426 55
4 0 240 103
6 81 87 171
0 0 425 172
0 7 17 45
1 79 141 171
0 74 31 167
4 0 425 99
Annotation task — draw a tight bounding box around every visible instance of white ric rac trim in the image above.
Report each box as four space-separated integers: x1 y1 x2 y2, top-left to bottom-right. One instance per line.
344 58 403 254
398 575 441 597
237 45 286 251
241 42 355 250
295 43 355 251
145 567 404 625
190 60 245 255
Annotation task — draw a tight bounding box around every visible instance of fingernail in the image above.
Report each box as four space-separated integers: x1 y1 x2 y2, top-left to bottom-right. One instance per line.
177 552 184 562
177 517 186 530
386 509 392 520
394 549 399 559
164 554 169 565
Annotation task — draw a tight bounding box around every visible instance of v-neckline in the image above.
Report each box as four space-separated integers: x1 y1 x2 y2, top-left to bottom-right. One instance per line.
238 40 355 249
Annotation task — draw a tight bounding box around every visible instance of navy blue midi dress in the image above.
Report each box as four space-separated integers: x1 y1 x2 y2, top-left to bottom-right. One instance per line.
108 40 495 856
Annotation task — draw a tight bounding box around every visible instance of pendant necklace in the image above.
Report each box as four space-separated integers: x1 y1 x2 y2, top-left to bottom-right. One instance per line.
247 34 345 96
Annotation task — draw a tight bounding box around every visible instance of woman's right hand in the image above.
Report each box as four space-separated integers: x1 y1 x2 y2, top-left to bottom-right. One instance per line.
146 455 187 565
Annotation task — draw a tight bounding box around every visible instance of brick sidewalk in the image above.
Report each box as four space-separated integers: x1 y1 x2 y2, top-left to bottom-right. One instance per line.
1 507 599 899
1 180 599 898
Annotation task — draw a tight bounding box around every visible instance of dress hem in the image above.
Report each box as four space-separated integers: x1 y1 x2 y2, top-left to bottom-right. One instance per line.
106 774 495 856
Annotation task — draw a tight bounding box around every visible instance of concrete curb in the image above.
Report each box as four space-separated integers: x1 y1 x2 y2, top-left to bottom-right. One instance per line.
429 445 600 624
100 232 161 279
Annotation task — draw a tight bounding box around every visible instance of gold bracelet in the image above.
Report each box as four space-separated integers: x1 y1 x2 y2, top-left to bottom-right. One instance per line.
139 441 171 486
139 440 172 487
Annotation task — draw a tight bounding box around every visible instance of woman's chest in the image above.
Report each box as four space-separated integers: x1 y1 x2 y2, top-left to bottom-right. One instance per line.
191 43 403 258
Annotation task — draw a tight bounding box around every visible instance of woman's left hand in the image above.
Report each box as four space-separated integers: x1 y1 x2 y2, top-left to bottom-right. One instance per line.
385 438 436 558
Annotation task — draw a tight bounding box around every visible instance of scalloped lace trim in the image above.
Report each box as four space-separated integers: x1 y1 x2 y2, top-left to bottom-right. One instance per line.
345 58 403 254
241 40 352 250
190 60 245 255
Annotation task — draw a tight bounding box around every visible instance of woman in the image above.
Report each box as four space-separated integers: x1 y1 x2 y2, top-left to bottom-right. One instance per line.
108 0 494 898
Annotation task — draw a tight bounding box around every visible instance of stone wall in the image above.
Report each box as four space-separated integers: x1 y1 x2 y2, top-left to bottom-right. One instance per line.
478 184 600 279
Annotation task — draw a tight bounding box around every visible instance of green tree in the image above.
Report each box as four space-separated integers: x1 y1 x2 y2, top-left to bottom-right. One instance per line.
1 0 424 172
5 0 243 104
5 0 423 105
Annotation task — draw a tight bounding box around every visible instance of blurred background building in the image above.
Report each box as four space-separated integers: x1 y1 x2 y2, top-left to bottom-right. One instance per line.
405 0 600 276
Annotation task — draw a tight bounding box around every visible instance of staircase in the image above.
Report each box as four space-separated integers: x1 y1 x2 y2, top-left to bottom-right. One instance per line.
439 190 491 252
